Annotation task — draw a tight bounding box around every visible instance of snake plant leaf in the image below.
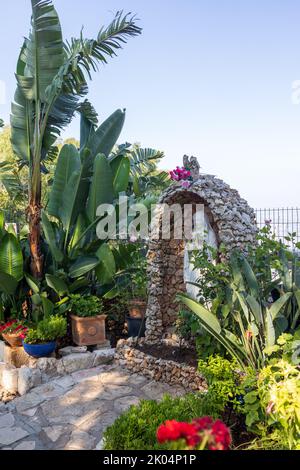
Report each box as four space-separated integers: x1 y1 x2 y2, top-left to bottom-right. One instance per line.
41 211 64 263
0 233 23 281
95 243 116 285
87 154 114 223
48 144 81 220
110 155 130 194
0 272 18 295
45 274 69 296
69 256 99 279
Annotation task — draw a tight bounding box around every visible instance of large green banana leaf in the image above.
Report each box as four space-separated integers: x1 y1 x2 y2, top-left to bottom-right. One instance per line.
69 256 100 278
0 233 23 281
110 155 130 193
89 109 125 158
0 272 19 295
86 154 114 223
41 211 64 263
45 274 69 296
48 144 81 220
95 243 116 285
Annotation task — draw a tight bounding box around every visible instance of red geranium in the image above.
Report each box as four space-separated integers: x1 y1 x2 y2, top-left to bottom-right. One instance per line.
157 417 231 451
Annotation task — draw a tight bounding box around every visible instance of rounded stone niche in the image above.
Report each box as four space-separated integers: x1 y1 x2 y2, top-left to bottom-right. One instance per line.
145 158 258 343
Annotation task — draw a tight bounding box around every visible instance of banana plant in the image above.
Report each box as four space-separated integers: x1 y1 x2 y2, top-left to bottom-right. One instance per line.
10 0 141 279
179 252 297 370
0 215 26 319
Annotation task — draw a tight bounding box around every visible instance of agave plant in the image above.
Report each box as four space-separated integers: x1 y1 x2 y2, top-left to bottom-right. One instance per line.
10 0 141 279
179 252 299 370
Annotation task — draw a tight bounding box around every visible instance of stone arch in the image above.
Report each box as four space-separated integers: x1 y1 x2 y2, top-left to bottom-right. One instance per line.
145 172 258 343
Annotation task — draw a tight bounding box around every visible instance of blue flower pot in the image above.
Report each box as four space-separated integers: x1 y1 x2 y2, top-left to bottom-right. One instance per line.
23 340 56 358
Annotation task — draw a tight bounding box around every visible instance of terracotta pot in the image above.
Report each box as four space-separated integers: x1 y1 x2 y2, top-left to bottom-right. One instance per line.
70 314 107 346
128 299 147 319
2 332 23 348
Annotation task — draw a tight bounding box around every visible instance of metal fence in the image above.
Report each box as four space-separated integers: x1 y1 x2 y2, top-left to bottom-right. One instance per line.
255 208 300 246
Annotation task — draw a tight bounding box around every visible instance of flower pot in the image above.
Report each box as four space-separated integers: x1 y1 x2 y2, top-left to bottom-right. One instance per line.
2 332 23 348
126 315 146 338
23 340 56 358
128 299 147 319
70 314 107 346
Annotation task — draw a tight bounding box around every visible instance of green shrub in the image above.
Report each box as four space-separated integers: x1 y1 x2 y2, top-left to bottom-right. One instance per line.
68 294 104 318
103 394 222 450
24 316 67 344
242 359 300 449
198 355 245 412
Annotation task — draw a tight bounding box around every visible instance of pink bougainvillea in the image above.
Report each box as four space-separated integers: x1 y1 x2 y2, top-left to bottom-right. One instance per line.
169 166 192 188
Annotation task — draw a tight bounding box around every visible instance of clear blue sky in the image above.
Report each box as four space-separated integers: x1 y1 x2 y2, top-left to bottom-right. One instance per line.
0 0 300 208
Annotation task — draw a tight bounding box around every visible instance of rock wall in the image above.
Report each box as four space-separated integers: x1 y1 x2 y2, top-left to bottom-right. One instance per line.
115 338 207 392
145 174 258 342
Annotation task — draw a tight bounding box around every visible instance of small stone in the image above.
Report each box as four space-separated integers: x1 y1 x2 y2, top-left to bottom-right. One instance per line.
0 412 15 428
18 367 42 396
61 353 93 374
0 427 29 446
114 396 140 413
92 349 115 367
14 441 36 450
64 431 95 451
58 346 87 357
44 425 65 442
1 366 18 394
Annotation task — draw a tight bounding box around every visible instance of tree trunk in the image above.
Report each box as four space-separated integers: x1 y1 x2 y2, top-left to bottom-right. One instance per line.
28 197 44 280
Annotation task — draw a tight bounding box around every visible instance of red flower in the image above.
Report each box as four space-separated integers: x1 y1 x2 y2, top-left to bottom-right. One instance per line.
157 420 198 446
193 416 214 431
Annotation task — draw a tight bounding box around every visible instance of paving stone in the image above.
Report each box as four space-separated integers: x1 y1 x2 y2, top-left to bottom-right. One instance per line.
43 425 65 443
71 366 106 383
18 407 37 417
61 353 93 375
114 396 140 414
99 371 131 386
14 392 46 413
64 430 95 450
51 375 75 390
0 412 15 428
141 381 177 400
14 440 36 450
29 382 64 399
18 367 42 396
0 427 29 446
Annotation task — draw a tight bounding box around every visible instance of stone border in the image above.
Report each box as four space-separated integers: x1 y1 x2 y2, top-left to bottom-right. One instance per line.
145 174 258 342
0 340 115 397
115 338 206 392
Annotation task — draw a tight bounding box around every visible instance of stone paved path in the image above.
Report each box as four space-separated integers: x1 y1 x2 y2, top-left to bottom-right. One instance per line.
0 364 185 450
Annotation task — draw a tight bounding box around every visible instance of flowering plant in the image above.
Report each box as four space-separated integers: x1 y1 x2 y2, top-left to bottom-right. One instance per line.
156 416 231 450
169 166 192 188
0 319 28 339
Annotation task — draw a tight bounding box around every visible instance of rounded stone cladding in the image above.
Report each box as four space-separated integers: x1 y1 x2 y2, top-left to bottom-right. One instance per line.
145 173 258 343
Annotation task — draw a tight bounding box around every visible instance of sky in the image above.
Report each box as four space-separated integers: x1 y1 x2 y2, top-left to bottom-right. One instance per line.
0 0 300 209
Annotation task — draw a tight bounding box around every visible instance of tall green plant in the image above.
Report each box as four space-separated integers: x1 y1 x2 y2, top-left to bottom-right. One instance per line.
10 0 141 279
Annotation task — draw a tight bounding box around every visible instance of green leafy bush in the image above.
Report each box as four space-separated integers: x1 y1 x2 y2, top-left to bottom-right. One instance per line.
198 355 245 412
242 359 300 449
24 316 67 344
103 394 221 450
68 294 104 318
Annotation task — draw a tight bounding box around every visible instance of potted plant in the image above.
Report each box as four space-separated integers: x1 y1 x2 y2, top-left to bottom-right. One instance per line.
69 295 108 346
23 316 67 358
0 320 29 348
126 260 148 338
